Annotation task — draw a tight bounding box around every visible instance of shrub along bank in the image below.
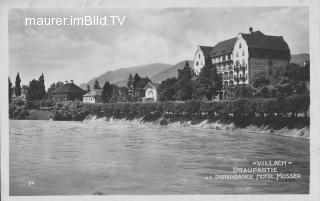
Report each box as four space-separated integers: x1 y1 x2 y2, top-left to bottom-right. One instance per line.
48 94 309 130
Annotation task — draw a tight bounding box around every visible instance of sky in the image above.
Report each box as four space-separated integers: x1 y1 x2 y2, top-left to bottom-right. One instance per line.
9 7 309 88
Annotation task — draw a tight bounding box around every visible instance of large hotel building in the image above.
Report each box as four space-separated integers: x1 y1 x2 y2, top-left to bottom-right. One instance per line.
193 28 291 99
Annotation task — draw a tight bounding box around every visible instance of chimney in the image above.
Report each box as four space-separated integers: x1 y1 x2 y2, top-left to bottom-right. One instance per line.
70 80 73 83
249 27 253 34
65 80 68 84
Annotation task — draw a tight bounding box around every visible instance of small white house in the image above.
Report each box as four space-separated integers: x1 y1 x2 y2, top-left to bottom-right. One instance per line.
142 82 157 102
83 89 102 103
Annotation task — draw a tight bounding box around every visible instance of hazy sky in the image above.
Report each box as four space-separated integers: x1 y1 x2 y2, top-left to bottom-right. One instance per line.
9 7 309 88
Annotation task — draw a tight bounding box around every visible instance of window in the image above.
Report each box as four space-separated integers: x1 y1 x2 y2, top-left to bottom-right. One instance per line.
196 61 199 66
242 59 245 67
242 50 245 56
198 54 200 59
239 43 242 48
148 91 153 97
236 51 239 57
236 60 240 67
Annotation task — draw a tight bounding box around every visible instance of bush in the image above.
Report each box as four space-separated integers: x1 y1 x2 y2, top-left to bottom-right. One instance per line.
47 95 309 122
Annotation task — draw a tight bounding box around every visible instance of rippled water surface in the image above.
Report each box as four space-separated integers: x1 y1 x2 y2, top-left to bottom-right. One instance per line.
10 120 309 195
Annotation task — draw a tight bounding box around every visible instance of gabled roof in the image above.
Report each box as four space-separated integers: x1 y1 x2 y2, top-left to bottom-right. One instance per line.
210 37 237 57
241 31 290 60
241 31 290 51
51 83 85 95
143 82 157 90
199 46 214 57
83 89 103 97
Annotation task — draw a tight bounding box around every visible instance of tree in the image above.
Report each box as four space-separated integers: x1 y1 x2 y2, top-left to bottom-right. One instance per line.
87 85 90 92
133 73 141 88
127 74 134 101
9 77 12 103
194 62 222 100
15 73 21 96
38 73 47 99
27 79 40 101
158 77 177 101
134 76 151 101
251 63 309 98
94 80 101 89
176 61 195 101
101 81 114 103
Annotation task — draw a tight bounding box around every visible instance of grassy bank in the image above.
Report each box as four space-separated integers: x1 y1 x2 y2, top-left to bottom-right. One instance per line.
25 110 51 120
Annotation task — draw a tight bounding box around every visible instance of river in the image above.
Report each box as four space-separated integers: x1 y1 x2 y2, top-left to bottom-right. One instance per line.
9 120 309 195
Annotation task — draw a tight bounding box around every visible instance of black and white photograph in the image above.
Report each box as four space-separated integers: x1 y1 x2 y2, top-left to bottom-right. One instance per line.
1 0 320 200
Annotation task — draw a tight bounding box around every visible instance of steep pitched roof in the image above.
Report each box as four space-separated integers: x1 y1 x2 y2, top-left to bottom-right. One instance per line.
51 83 85 95
210 37 237 57
143 82 158 90
83 89 103 97
241 31 291 60
199 46 214 57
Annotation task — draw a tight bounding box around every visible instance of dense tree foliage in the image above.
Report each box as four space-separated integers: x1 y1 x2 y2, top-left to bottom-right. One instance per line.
158 77 178 101
38 73 47 99
101 81 114 103
27 73 48 101
127 74 134 101
9 77 12 103
251 63 309 98
15 73 21 96
94 80 101 89
193 61 222 100
126 73 151 101
175 61 195 101
50 94 309 122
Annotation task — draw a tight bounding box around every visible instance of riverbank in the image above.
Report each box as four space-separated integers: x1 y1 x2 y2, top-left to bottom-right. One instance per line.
10 97 310 139
83 115 310 139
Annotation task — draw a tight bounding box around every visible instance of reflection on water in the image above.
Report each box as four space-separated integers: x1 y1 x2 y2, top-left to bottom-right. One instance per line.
9 120 309 195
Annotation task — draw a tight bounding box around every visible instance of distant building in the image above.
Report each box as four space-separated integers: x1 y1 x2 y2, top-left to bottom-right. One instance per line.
83 89 103 103
193 46 214 75
51 80 85 102
232 28 290 85
11 85 28 101
142 82 157 102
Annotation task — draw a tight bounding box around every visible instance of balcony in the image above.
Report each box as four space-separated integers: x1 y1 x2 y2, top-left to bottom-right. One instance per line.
240 65 247 72
223 75 234 81
239 76 247 82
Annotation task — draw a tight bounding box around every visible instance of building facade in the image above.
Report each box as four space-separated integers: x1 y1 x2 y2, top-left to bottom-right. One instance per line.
210 38 237 99
232 29 290 85
142 82 157 102
193 28 291 100
193 46 214 75
51 81 85 102
83 89 103 103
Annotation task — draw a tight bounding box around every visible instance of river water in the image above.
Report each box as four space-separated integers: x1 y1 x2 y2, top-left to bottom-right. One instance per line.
9 120 309 195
